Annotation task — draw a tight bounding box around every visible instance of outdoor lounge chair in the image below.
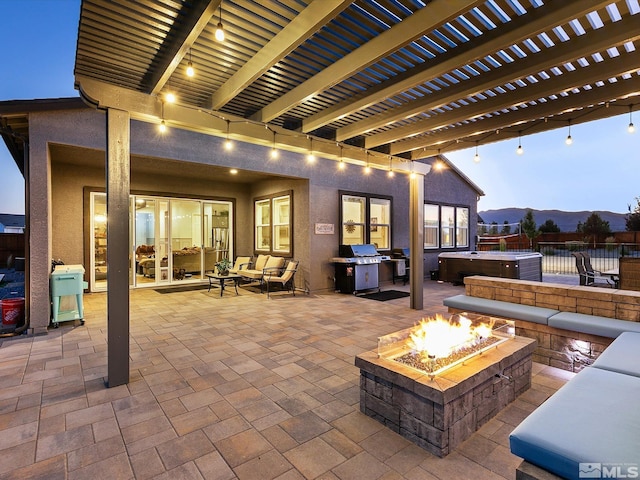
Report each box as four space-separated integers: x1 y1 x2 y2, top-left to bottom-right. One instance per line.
571 252 612 287
264 260 299 298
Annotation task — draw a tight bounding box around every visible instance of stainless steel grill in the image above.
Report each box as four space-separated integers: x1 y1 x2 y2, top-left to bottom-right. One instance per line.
331 244 390 294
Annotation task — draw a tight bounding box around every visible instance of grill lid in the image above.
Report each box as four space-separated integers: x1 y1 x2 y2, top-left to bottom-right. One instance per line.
339 244 380 257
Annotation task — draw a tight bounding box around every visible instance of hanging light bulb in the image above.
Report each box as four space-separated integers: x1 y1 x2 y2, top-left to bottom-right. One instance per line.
473 142 480 163
186 49 195 77
565 121 573 145
338 145 345 170
387 156 394 177
364 151 372 174
215 3 225 42
628 105 635 133
270 130 278 159
516 132 524 155
306 137 315 163
159 119 167 133
224 120 233 150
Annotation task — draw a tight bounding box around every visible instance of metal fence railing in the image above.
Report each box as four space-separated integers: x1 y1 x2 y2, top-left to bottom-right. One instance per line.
476 242 640 275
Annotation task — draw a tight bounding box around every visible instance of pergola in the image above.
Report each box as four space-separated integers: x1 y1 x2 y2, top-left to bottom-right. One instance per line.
72 0 640 162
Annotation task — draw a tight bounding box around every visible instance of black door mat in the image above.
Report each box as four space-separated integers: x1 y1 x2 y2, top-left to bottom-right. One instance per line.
154 284 210 294
358 290 410 301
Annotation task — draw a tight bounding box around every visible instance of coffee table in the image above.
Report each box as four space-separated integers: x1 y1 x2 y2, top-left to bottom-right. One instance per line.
206 273 242 297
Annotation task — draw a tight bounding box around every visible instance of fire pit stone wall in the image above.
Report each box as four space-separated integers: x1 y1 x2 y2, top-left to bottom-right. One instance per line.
356 335 536 457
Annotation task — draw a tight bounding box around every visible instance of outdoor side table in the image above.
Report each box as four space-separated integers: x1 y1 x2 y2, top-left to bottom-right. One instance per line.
206 273 241 297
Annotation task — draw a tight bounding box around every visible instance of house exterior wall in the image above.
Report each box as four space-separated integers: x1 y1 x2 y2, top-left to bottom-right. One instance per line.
25 106 480 333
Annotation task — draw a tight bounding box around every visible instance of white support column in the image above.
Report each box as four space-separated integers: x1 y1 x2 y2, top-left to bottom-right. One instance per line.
106 108 130 387
409 173 424 310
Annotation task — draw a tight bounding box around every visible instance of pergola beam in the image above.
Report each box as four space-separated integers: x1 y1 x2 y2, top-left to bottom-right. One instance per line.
251 0 483 124
336 2 628 143
408 76 640 157
309 0 608 136
368 48 640 152
209 0 351 110
145 1 220 95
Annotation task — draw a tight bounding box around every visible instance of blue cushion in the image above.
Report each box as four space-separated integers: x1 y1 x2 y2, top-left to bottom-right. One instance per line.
592 331 640 377
548 311 640 338
443 294 558 325
510 367 640 480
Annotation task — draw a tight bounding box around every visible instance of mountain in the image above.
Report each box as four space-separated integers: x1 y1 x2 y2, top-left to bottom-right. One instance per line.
478 208 627 233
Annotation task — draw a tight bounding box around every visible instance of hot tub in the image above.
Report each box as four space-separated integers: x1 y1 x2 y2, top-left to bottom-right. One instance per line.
438 251 542 283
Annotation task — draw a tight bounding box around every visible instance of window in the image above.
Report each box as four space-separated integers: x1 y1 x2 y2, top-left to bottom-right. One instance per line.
254 191 292 255
441 206 455 248
340 192 392 250
456 207 469 247
423 203 470 250
424 204 439 249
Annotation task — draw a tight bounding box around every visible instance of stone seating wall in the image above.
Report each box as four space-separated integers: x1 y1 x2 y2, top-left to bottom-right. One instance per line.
457 276 640 371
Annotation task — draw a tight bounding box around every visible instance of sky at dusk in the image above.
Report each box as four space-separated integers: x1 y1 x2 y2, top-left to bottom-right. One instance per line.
1 0 638 216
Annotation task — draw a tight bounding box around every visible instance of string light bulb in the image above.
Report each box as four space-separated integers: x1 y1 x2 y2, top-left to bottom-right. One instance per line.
364 151 371 174
387 156 394 177
224 120 233 150
629 105 635 133
270 130 278 159
565 121 573 145
473 142 480 163
186 49 195 77
215 3 225 42
306 137 315 163
159 120 166 133
338 145 345 170
516 132 524 155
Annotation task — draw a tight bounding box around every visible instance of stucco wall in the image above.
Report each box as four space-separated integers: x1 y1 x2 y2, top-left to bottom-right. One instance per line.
27 106 482 331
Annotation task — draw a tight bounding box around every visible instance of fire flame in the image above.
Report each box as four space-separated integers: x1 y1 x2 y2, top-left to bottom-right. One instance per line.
408 314 494 360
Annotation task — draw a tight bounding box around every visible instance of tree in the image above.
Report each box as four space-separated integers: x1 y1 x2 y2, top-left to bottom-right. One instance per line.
539 219 560 233
520 209 540 249
626 197 640 231
489 221 498 234
578 212 611 247
501 221 511 234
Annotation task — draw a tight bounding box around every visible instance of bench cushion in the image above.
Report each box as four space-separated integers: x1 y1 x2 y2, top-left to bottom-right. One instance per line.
548 311 640 338
509 367 640 480
443 294 559 325
592 331 640 377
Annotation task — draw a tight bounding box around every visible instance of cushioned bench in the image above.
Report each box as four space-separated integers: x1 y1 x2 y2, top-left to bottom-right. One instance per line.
591 331 640 377
548 311 640 338
509 366 640 480
443 294 559 325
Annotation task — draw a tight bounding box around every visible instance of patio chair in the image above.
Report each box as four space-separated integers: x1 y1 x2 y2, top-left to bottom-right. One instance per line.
571 252 612 287
582 252 614 287
263 260 299 298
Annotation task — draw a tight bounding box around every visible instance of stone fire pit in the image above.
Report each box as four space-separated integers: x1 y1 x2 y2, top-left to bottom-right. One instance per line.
355 314 536 457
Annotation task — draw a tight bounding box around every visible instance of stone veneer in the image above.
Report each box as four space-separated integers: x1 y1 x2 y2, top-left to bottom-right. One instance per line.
356 335 536 457
456 276 640 371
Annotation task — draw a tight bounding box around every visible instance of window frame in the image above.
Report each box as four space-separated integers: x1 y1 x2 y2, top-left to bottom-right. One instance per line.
339 190 393 251
423 202 471 251
253 190 293 256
